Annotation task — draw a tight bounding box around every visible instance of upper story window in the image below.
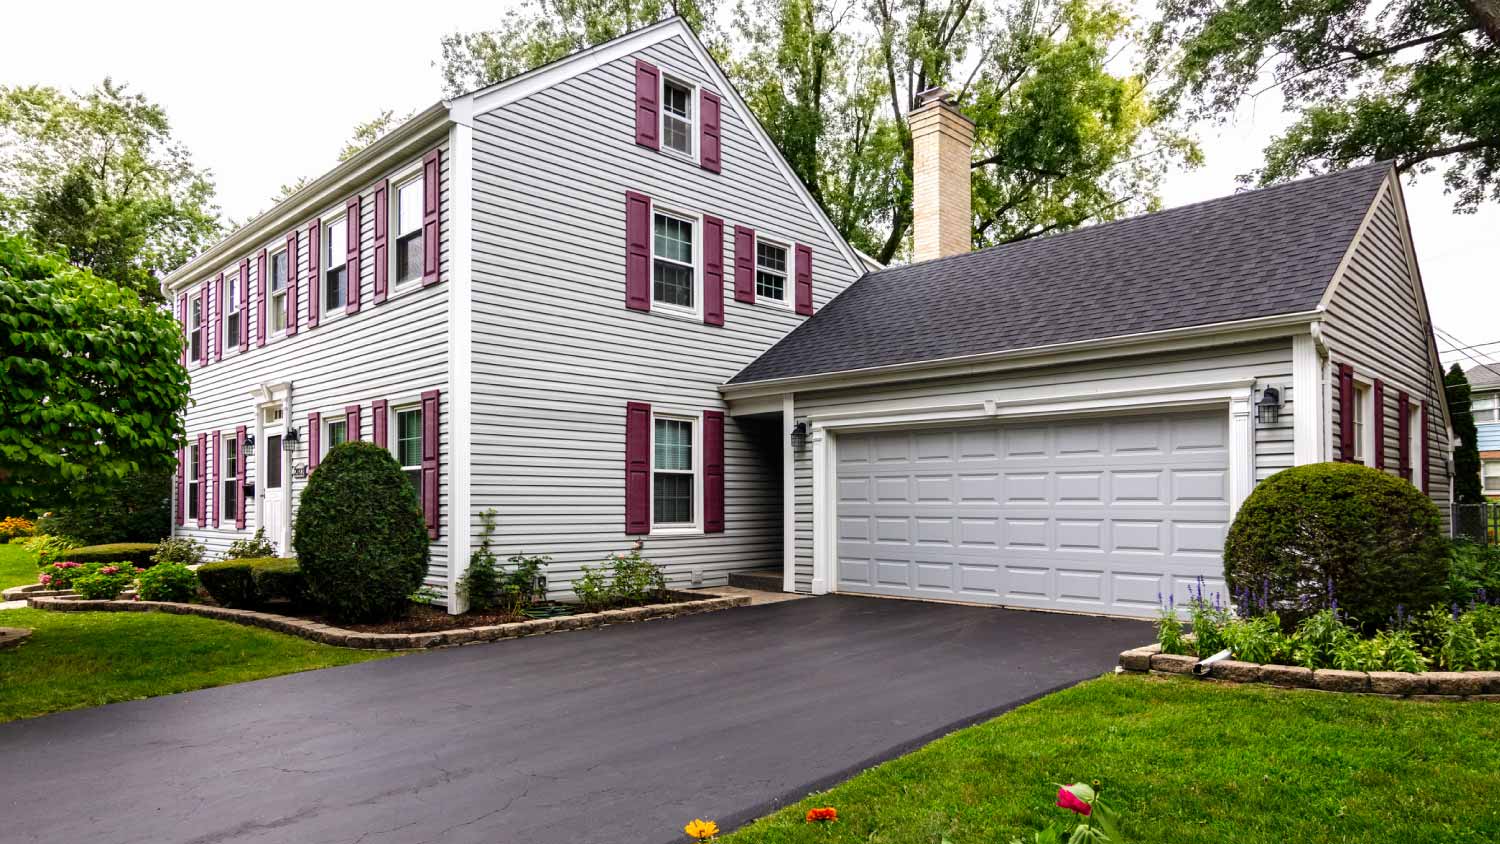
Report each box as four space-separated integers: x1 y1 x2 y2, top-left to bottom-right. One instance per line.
1484 460 1500 494
269 248 289 334
1351 381 1370 464
1474 393 1499 424
222 436 238 520
652 210 695 312
189 294 204 362
661 76 695 157
653 415 697 528
224 273 241 349
325 416 347 454
1408 401 1423 489
394 174 425 286
324 216 348 312
394 405 423 497
755 240 788 303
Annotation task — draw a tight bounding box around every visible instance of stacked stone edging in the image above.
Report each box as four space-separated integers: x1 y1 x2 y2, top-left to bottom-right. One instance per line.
25 590 751 650
1118 642 1500 700
1 583 67 601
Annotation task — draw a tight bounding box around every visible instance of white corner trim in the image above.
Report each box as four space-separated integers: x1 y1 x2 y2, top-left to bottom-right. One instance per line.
1292 331 1324 465
445 122 476 615
782 394 796 594
1228 388 1255 518
809 427 833 595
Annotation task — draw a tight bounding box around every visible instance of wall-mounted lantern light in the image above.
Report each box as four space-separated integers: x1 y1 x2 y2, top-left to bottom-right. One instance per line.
1256 386 1282 425
791 421 809 451
242 433 256 457
282 427 301 452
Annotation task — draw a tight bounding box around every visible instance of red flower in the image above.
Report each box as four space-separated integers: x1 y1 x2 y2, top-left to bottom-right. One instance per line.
1056 786 1092 816
805 807 838 823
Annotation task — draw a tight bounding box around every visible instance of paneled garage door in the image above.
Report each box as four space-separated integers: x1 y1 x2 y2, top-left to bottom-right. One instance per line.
835 412 1230 617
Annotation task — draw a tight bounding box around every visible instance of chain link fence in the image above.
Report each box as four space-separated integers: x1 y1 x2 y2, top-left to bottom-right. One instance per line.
1452 502 1500 545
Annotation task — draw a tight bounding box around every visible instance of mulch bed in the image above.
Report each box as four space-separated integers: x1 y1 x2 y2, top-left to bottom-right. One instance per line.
294 601 587 634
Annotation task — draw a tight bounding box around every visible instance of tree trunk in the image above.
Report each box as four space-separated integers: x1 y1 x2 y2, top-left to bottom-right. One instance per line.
1457 0 1500 46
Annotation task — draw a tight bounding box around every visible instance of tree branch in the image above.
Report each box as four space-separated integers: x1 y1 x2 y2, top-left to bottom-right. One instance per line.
1397 137 1500 170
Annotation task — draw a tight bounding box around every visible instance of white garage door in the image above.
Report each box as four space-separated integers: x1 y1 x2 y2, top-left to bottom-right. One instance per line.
835 412 1230 617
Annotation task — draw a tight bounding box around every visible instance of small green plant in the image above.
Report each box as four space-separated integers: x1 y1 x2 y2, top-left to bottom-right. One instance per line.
606 549 667 605
72 565 135 600
223 529 276 560
1291 609 1358 669
136 562 199 602
1007 781 1121 844
410 585 445 605
459 510 505 611
151 537 206 567
25 533 81 567
1440 613 1483 671
1185 578 1230 656
572 565 611 612
1154 595 1187 655
1374 629 1428 673
1220 613 1288 664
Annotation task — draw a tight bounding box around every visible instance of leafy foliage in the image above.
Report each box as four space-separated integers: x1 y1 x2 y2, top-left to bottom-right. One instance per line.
250 558 310 606
292 441 429 622
0 516 34 541
0 232 189 512
63 542 158 569
1149 0 1500 212
223 528 276 561
23 533 80 568
36 466 173 543
71 565 135 600
196 559 261 608
1446 363 1485 504
1448 540 1500 604
136 562 199 602
1223 462 1448 630
150 536 205 567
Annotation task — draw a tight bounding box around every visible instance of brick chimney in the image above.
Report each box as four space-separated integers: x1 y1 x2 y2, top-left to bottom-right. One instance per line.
909 87 974 262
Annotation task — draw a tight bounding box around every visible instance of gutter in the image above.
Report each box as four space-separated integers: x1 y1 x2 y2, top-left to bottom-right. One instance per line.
160 101 451 298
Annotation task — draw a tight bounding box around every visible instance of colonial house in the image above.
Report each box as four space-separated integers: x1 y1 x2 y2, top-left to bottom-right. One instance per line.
165 18 1452 618
1465 365 1500 498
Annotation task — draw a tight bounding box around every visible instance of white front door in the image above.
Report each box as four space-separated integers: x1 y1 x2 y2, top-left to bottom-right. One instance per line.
262 425 287 556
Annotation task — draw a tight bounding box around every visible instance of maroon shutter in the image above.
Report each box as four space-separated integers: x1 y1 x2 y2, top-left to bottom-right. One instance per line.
345 404 361 441
345 195 362 314
196 433 207 527
422 149 441 286
1397 391 1412 480
372 399 388 447
285 231 300 335
1372 380 1385 470
1420 401 1431 491
624 190 651 311
198 282 210 368
213 273 224 362
307 219 321 328
239 259 250 352
634 60 660 149
794 244 814 316
704 410 725 533
256 250 268 347
178 294 188 365
373 178 389 303
308 412 321 471
700 89 721 172
209 431 219 528
176 445 186 525
421 389 441 539
235 425 247 530
704 214 724 325
733 225 755 303
625 401 651 535
1337 363 1355 462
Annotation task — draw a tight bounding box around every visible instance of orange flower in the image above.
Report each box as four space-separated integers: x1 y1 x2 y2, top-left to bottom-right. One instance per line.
683 818 719 840
805 807 838 823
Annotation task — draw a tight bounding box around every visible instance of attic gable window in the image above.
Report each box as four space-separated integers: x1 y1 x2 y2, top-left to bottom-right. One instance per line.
661 76 694 157
755 240 788 303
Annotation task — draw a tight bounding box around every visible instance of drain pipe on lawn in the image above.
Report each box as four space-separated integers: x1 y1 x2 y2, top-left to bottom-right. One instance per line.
1191 649 1234 676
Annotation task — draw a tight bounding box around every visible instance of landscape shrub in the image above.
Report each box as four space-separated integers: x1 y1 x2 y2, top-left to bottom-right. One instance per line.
571 550 668 611
0 516 35 541
136 562 199 602
293 441 428 622
151 536 205 567
35 467 174 543
64 542 159 569
1447 540 1500 605
39 561 99 590
459 511 550 613
1223 462 1448 629
196 560 259 608
71 566 135 600
249 558 309 605
24 533 81 567
223 529 275 561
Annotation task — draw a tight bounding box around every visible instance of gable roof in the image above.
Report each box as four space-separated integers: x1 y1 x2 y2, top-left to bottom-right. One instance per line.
730 162 1393 386
1466 364 1500 390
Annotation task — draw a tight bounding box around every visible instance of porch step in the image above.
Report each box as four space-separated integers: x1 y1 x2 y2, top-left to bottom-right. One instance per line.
727 568 784 592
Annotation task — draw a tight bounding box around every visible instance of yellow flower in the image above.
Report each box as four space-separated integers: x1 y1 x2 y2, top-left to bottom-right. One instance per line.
684 818 719 840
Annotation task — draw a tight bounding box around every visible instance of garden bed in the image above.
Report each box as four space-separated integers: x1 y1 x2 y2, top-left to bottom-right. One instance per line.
25 590 749 649
1119 642 1500 699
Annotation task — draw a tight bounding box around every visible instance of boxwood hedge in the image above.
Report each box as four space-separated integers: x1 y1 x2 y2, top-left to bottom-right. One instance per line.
60 542 158 569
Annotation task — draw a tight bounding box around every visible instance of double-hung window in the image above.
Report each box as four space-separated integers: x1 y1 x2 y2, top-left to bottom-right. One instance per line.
1485 461 1500 495
395 406 423 498
394 174 425 286
325 417 347 455
1409 402 1423 489
224 273 241 349
755 239 788 303
1474 394 1499 424
189 295 204 362
222 437 238 520
1351 382 1370 464
661 77 694 157
324 216 348 312
652 415 697 528
652 211 695 311
269 248 289 333
186 442 200 519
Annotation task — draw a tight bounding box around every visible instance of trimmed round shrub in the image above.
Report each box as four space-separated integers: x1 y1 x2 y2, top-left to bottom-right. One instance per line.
63 543 158 569
293 441 428 622
136 562 199 602
196 560 258 607
1224 462 1448 629
250 558 310 606
72 567 134 600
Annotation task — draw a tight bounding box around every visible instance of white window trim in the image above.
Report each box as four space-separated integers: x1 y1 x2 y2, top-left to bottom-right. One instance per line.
222 436 239 521
321 213 350 323
649 203 703 321
1409 402 1424 491
267 245 291 340
186 442 201 519
659 72 698 161
753 234 793 309
222 269 243 355
1351 374 1373 465
1483 460 1500 494
650 409 703 534
388 399 426 493
188 293 204 362
389 162 426 296
322 415 348 458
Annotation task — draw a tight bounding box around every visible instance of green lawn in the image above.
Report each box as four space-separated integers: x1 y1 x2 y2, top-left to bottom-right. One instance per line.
723 673 1500 844
0 541 38 591
0 607 392 723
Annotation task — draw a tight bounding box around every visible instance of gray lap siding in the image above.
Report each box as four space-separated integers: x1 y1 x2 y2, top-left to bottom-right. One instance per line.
469 34 860 593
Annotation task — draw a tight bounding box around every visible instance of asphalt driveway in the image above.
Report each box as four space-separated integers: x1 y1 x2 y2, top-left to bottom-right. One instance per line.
0 595 1149 844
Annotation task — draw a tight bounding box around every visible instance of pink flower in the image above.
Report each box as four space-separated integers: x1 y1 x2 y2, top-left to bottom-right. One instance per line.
101 566 119 575
54 561 80 569
38 574 52 585
1056 786 1092 816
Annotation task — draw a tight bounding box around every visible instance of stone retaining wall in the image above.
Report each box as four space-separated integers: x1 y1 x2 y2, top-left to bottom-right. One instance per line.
1118 643 1500 700
26 591 750 650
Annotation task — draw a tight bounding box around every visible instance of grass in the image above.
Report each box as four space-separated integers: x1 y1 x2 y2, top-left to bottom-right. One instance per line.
0 607 393 723
722 673 1500 844
0 541 39 591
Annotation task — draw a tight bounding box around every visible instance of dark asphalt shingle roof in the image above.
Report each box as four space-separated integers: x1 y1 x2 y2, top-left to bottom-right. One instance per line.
731 163 1392 385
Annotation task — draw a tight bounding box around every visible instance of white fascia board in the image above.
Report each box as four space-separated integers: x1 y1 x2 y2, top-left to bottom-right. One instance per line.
721 310 1321 400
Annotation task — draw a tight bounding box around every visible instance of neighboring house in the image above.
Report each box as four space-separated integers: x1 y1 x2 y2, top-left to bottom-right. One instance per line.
165 19 1452 619
1465 365 1500 498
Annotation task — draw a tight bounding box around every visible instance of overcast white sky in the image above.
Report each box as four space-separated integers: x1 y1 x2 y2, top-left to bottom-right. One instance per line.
6 1 1495 370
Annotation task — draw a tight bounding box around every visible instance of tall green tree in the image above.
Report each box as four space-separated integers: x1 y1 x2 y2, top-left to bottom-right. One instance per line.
0 231 189 513
1150 0 1500 210
0 80 221 302
1446 362 1485 503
